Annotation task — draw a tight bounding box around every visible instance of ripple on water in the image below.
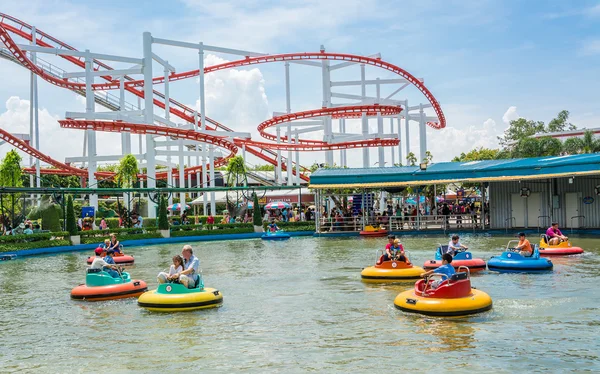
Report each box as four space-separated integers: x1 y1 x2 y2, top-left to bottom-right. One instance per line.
1 235 599 372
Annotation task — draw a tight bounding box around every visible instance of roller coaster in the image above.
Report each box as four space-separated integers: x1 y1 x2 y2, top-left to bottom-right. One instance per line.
0 12 445 216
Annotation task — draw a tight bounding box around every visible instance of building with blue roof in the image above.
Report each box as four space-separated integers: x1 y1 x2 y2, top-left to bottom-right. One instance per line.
309 153 600 230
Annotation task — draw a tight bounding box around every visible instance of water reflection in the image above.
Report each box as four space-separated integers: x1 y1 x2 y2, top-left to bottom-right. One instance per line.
409 318 478 352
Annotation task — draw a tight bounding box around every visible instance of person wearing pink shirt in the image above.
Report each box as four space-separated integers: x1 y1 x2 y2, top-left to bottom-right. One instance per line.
546 222 568 245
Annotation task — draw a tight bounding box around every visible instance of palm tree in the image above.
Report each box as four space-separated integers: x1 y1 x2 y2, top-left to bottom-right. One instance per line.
562 130 600 155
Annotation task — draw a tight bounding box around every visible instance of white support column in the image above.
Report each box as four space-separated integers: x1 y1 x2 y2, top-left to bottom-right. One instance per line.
165 67 173 206
360 63 369 168
321 46 333 166
209 145 216 216
32 26 40 204
390 118 395 166
242 143 247 187
419 103 426 162
339 118 346 167
295 133 301 185
405 100 410 162
285 62 293 185
84 49 98 211
199 43 208 216
28 27 35 196
178 138 185 211
276 127 282 185
398 108 403 165
138 97 143 155
194 110 200 198
376 78 384 167
143 32 156 218
119 77 131 154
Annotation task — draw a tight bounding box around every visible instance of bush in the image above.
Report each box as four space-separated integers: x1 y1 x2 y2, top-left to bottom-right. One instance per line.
40 204 63 231
263 221 315 231
253 193 262 226
81 232 162 244
170 224 203 232
66 195 78 235
170 227 254 237
157 195 169 230
0 239 71 253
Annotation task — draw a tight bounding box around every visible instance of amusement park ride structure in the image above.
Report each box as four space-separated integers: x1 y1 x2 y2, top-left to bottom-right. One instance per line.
0 12 446 218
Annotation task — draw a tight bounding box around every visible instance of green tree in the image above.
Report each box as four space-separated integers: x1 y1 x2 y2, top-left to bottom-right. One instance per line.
225 156 248 218
406 152 417 166
562 130 600 154
452 147 502 162
115 155 139 189
0 150 24 223
157 194 169 230
66 195 78 235
538 136 563 156
499 118 546 146
422 151 433 165
252 193 262 227
511 137 541 158
547 110 576 133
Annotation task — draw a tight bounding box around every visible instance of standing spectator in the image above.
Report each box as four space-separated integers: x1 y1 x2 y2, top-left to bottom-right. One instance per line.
99 218 108 230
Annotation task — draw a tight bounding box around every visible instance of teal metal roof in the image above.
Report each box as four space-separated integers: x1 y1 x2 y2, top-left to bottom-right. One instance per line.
309 153 600 188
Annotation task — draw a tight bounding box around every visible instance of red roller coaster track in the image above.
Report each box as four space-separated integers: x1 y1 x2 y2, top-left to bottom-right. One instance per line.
0 12 446 185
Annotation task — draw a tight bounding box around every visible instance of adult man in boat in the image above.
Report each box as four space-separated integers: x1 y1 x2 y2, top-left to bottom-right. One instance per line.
168 245 200 289
546 222 568 246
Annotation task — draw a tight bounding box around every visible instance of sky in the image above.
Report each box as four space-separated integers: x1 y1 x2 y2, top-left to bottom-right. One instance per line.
1 0 600 170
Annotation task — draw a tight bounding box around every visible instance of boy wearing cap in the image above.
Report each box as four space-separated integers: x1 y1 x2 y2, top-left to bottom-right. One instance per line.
515 232 533 257
90 249 120 278
391 239 407 262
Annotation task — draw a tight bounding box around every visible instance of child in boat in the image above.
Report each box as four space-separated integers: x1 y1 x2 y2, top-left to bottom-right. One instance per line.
447 235 468 256
392 239 408 262
421 253 455 289
383 235 396 261
90 249 120 278
102 239 111 250
515 232 533 257
157 255 184 284
107 234 122 254
268 220 280 233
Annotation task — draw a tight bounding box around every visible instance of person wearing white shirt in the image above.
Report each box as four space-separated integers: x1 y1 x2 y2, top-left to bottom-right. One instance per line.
157 255 184 283
447 234 468 255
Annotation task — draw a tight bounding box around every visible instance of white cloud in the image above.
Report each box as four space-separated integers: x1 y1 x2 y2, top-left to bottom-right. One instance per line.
0 96 122 168
193 54 269 138
502 106 520 124
580 39 600 56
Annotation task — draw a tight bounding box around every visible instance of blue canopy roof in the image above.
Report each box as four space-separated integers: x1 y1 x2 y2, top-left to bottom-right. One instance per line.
309 153 600 188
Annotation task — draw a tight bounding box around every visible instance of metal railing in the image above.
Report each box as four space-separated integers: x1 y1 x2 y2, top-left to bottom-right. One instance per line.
505 217 516 233
570 215 585 233
537 215 550 233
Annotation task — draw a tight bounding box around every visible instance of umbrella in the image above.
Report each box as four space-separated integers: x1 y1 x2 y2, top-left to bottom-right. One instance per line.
265 201 291 209
168 203 191 211
238 202 254 208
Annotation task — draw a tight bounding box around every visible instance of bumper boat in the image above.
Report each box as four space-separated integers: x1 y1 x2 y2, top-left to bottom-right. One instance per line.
538 235 584 256
1 254 17 261
71 268 147 301
361 250 424 283
87 251 135 265
261 231 291 241
138 278 223 312
394 267 493 316
359 225 388 237
423 245 486 272
487 241 553 273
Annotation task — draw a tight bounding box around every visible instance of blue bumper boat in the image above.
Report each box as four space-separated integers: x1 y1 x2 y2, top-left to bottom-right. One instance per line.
261 231 291 241
488 241 553 273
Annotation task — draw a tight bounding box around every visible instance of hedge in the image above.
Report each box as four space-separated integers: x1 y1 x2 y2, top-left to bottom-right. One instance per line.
0 239 72 252
263 221 315 231
170 227 254 237
81 232 162 245
0 231 69 243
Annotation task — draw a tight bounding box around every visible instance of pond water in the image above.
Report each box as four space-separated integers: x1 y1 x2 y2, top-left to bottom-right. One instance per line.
1 234 599 372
